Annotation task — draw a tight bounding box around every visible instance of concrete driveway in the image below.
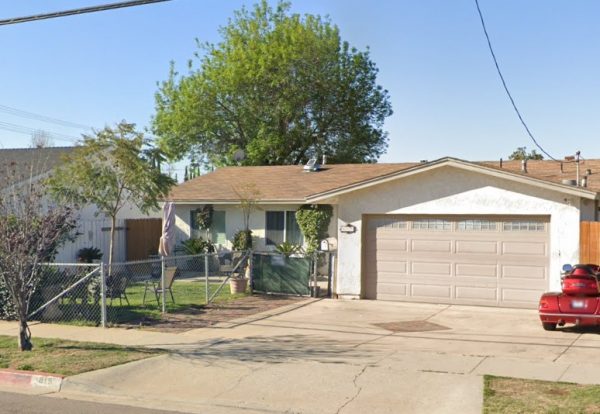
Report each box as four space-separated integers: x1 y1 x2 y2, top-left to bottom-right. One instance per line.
55 299 600 414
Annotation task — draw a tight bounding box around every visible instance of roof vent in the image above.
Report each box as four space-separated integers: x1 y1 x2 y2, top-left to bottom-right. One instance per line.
303 158 321 172
562 179 577 186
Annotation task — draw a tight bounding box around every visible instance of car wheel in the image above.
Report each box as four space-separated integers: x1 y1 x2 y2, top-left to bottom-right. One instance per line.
542 322 557 331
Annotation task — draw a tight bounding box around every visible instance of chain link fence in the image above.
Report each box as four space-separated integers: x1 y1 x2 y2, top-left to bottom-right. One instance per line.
24 252 251 327
16 250 331 328
28 263 103 325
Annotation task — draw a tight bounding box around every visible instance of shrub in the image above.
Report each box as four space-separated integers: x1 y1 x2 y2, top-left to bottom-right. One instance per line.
232 229 252 251
181 237 215 254
76 247 103 263
295 204 333 253
275 242 302 256
0 278 15 320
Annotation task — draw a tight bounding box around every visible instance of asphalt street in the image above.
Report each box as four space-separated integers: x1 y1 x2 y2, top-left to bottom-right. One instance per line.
0 391 185 414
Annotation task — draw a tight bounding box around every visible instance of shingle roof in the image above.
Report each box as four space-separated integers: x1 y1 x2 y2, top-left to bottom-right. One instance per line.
168 158 600 203
0 147 75 188
169 163 418 202
478 159 600 192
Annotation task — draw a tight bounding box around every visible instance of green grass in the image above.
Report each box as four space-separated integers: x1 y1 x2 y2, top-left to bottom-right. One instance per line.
484 375 600 413
107 280 249 324
33 279 249 326
0 335 162 376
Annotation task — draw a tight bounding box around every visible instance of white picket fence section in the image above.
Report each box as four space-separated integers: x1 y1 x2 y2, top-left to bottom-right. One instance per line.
54 219 127 263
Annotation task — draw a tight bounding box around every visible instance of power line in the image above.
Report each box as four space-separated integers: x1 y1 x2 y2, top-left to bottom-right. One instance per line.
0 0 171 26
0 104 92 130
473 0 561 162
0 120 80 143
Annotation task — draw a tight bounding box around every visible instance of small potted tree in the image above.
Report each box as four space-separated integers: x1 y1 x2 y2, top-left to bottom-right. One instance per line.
230 229 252 293
229 183 261 294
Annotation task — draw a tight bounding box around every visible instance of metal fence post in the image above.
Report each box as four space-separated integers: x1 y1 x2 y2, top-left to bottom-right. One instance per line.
161 255 166 314
204 254 209 304
100 263 107 328
248 250 253 293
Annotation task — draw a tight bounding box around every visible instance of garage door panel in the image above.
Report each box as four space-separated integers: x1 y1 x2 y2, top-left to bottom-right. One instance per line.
411 239 452 253
377 273 408 284
501 288 542 303
455 263 497 278
455 286 498 301
501 265 546 280
374 250 407 262
502 241 546 256
411 261 452 276
376 239 408 252
376 261 407 273
377 283 407 296
455 240 498 254
411 284 451 299
365 215 549 309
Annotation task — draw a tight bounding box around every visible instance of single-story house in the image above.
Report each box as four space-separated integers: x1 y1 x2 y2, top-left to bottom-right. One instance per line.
167 157 600 309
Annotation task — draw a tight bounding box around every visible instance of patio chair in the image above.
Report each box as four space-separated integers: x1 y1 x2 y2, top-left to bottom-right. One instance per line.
219 252 246 277
107 274 130 306
142 266 178 305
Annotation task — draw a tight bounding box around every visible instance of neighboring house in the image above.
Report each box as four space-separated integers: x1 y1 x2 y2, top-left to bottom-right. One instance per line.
0 147 160 263
167 157 600 309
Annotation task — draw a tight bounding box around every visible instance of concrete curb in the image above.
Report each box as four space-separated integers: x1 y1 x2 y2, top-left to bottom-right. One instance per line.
0 369 63 392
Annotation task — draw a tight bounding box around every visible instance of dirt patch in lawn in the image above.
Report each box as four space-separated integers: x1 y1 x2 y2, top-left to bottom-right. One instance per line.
116 294 307 333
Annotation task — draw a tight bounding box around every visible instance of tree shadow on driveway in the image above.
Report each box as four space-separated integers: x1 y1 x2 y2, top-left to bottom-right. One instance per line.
172 334 382 365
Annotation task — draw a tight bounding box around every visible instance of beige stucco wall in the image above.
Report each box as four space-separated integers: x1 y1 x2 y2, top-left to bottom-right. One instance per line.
335 166 584 298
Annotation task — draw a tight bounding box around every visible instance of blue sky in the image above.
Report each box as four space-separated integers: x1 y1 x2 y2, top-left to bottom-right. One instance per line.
1 0 599 168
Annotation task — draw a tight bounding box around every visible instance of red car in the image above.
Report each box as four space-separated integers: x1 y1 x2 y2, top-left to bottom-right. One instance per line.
539 264 600 331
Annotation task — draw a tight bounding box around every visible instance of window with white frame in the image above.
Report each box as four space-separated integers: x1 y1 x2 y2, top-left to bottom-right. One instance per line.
412 218 451 231
457 219 497 231
265 211 303 246
369 218 408 230
190 209 227 244
503 220 545 232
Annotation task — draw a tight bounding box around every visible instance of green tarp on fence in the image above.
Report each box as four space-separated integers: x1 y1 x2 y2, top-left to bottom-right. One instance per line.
252 254 311 295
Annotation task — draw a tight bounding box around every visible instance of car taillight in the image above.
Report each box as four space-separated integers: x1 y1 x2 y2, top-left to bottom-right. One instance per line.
539 299 548 309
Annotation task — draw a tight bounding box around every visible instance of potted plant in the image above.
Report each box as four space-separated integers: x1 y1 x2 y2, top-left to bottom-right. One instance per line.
275 241 302 257
229 231 251 293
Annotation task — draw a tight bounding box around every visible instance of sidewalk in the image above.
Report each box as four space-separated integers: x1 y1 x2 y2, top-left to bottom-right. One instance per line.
3 300 600 413
0 298 319 348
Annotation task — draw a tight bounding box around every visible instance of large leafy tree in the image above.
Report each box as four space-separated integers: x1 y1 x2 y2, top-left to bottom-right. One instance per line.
153 1 392 166
48 122 176 269
0 177 76 351
508 146 544 161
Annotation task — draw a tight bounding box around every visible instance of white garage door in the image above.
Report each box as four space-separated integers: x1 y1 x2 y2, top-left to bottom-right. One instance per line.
364 215 550 308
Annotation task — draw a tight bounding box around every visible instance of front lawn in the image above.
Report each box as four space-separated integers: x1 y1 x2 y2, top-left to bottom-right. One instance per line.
0 335 162 376
107 280 248 324
484 375 600 413
33 279 249 326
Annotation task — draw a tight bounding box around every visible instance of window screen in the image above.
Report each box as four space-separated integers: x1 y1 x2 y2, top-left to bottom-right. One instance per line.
266 211 285 245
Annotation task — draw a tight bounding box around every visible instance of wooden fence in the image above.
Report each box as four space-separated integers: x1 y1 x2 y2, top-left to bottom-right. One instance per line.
125 218 162 261
580 221 600 264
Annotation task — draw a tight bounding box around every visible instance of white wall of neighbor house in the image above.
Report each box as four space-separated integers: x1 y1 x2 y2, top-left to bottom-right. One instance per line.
55 203 161 263
335 166 583 298
174 203 307 252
